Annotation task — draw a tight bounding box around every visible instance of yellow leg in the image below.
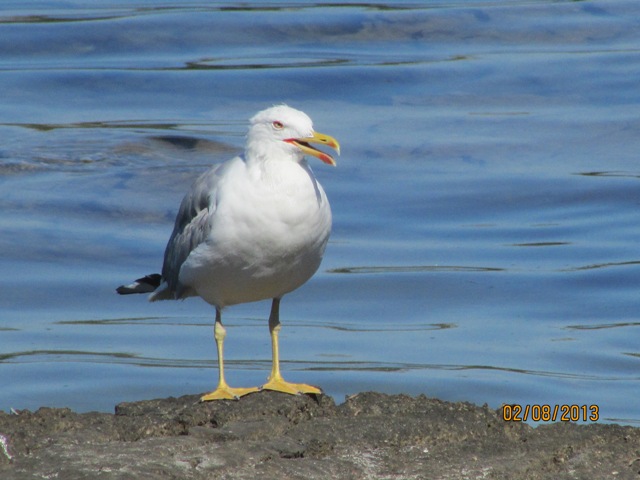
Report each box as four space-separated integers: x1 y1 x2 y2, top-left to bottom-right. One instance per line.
200 308 259 401
261 298 322 395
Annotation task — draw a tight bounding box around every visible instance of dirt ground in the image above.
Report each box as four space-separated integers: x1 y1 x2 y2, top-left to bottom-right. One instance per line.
0 391 639 479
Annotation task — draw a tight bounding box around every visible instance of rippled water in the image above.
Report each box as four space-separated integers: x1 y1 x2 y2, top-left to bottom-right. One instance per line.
1 1 639 424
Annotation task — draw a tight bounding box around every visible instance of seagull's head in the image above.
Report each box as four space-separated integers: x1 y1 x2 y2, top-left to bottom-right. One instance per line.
247 105 340 166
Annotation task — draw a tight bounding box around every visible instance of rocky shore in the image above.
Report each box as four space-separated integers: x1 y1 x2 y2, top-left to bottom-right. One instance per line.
1 391 638 479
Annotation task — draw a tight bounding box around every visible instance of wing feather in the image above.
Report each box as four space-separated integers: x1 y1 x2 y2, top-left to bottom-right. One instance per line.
156 162 228 299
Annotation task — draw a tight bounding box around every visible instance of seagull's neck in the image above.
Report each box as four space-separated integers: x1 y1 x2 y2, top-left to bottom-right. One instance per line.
245 142 303 169
243 146 315 192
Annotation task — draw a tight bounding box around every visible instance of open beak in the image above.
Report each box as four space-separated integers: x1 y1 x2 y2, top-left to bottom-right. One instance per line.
285 131 340 166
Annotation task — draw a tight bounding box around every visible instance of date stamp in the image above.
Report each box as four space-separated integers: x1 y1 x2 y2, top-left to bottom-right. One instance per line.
501 404 599 422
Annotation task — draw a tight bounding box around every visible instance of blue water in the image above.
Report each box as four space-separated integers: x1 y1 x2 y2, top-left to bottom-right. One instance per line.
1 1 639 425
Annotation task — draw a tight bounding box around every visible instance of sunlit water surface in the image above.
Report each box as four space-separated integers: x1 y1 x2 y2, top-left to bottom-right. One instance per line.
1 1 639 425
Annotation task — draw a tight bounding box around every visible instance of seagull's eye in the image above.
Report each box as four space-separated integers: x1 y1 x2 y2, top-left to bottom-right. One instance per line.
272 121 284 130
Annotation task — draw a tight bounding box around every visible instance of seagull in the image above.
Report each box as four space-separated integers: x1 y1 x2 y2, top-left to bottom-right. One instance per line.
117 105 340 401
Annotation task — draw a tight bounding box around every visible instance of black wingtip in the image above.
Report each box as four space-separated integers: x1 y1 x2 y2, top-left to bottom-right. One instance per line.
116 273 162 295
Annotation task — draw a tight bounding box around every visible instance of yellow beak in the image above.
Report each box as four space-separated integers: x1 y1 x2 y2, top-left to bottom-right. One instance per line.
285 131 340 166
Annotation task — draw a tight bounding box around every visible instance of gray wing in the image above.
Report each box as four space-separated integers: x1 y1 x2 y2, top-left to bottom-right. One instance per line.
157 162 227 299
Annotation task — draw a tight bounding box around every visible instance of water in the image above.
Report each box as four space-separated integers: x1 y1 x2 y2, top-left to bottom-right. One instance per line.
1 1 639 425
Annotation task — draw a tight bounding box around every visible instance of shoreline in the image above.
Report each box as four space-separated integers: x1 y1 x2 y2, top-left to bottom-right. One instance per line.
1 391 638 479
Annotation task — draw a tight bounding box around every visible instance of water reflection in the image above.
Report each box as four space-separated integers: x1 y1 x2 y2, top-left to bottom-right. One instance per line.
55 316 455 333
566 321 640 331
561 260 640 272
186 57 349 70
321 322 456 333
1 349 620 382
577 171 640 179
509 242 570 247
0 350 138 362
328 265 505 274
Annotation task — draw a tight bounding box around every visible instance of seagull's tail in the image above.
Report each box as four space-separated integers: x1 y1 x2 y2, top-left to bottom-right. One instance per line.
116 274 162 295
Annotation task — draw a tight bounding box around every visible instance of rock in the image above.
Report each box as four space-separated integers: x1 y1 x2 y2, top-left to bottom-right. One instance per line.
0 391 638 479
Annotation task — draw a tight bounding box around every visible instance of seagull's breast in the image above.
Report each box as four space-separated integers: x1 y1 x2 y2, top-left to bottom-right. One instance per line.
179 159 332 307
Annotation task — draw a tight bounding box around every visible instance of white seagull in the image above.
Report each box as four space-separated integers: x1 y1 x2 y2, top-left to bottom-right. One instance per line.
117 105 340 400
